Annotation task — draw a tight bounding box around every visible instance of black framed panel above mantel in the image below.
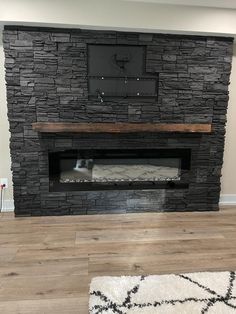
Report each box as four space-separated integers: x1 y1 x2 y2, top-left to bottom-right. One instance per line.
87 44 159 101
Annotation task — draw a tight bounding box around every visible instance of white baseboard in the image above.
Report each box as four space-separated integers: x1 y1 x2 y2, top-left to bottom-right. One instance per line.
1 199 14 212
220 194 236 205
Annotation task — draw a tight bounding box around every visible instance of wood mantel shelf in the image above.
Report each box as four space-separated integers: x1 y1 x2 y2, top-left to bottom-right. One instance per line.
32 122 212 134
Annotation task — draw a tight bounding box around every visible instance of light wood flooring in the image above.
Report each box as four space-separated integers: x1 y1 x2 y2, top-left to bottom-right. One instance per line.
0 206 236 313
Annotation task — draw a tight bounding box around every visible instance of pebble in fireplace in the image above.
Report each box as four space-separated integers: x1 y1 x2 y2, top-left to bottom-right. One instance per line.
49 149 191 192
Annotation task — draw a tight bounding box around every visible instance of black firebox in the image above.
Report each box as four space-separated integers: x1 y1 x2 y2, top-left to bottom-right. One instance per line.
49 149 191 192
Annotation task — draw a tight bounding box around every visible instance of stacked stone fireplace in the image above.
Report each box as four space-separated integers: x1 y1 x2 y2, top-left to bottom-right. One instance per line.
3 26 233 216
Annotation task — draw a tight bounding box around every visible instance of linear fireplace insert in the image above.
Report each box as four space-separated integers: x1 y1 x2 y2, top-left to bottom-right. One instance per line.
49 149 191 192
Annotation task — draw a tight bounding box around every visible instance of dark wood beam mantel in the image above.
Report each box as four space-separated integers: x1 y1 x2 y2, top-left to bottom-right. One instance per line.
32 122 212 134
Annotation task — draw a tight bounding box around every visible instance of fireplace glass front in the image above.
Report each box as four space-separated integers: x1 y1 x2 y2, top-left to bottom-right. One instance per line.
49 149 191 191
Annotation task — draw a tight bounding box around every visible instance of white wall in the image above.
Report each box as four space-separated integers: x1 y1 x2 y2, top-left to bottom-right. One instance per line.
0 0 236 207
1 0 236 37
221 44 236 196
0 26 13 204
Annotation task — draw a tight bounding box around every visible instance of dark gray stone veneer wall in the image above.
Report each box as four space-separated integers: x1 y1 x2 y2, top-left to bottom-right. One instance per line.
3 26 234 216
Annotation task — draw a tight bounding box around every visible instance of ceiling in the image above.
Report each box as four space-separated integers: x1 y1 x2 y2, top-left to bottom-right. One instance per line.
121 0 236 9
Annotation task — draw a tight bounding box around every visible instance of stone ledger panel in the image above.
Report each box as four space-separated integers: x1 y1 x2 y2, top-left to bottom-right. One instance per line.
2 26 233 216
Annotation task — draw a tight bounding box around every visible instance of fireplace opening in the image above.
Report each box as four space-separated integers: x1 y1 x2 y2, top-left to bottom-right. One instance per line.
49 149 191 192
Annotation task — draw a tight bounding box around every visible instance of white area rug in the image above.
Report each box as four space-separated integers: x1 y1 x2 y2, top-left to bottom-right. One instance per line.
89 271 236 313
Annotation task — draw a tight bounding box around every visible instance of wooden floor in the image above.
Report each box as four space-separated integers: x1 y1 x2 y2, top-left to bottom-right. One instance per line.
0 207 236 313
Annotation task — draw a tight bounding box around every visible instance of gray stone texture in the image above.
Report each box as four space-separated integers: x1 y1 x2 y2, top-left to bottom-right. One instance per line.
2 26 233 216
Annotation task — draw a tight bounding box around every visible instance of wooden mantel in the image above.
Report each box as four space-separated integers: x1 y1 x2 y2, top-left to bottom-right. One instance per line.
32 122 212 134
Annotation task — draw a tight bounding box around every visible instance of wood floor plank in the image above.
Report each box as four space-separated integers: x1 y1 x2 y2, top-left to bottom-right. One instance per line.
0 258 88 278
0 275 89 301
75 238 236 256
14 247 87 262
0 297 88 314
76 227 224 244
0 207 235 313
89 252 236 276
